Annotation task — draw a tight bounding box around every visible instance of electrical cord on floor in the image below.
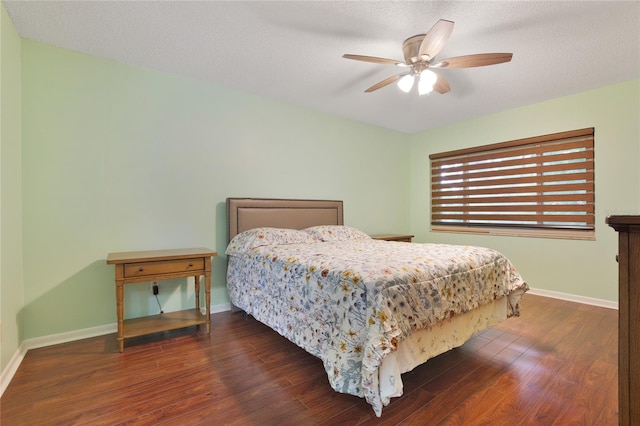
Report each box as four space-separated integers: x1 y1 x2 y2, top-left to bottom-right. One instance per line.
155 294 164 314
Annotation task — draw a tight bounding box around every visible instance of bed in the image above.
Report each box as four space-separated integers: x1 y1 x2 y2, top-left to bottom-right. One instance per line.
225 198 528 416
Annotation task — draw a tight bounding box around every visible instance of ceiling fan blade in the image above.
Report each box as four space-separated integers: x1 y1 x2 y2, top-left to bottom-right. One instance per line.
364 74 404 93
433 74 451 94
431 53 513 69
342 54 404 66
418 19 454 61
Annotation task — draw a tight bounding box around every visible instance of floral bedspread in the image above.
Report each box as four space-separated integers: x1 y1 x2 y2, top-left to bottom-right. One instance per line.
226 239 527 416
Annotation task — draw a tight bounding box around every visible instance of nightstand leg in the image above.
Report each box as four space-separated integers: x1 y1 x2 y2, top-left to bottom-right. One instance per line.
194 275 200 312
205 272 211 334
116 282 124 353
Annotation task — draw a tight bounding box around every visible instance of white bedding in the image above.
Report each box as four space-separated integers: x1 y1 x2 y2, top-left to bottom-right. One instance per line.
378 297 508 404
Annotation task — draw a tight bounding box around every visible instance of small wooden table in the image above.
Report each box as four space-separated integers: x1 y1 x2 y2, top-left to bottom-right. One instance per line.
370 234 414 242
106 248 217 352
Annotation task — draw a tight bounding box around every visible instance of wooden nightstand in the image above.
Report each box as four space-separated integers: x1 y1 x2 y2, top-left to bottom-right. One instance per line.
370 234 414 242
107 247 217 352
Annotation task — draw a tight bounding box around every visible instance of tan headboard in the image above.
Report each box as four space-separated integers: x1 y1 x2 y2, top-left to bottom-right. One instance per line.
226 198 344 242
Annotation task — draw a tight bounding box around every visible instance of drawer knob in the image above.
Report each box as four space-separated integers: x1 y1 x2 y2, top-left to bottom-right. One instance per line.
138 267 144 272
188 263 193 267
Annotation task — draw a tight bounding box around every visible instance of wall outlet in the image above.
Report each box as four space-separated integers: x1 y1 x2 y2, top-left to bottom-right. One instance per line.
151 281 159 295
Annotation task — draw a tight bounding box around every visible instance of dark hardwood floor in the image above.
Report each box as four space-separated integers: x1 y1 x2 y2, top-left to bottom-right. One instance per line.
1 294 618 425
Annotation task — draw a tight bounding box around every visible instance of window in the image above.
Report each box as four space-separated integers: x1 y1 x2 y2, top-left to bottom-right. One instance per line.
430 128 595 239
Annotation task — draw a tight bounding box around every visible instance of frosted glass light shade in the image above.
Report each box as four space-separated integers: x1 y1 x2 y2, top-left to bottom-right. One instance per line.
397 74 415 93
418 70 437 95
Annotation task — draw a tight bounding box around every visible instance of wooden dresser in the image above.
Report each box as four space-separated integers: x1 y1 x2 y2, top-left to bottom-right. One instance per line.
606 216 640 426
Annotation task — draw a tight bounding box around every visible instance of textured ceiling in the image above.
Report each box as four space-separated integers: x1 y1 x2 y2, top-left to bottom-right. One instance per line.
4 0 640 133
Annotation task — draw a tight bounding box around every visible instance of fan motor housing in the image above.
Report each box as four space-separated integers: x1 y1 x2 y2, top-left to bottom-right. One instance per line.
402 34 427 63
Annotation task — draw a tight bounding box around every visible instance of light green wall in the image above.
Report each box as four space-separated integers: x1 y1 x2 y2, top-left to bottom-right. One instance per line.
409 79 640 302
5 22 639 354
20 40 411 339
1 4 24 373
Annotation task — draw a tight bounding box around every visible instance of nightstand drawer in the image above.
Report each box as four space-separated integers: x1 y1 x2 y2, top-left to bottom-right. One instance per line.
124 258 204 278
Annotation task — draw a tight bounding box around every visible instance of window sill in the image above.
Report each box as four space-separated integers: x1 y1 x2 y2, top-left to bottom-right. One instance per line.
431 225 595 241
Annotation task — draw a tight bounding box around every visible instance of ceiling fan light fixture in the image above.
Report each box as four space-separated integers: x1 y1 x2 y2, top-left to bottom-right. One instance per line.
418 79 432 95
343 19 512 95
418 69 437 95
397 74 415 93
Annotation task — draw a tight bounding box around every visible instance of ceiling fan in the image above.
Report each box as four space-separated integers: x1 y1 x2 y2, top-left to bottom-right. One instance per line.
343 19 512 95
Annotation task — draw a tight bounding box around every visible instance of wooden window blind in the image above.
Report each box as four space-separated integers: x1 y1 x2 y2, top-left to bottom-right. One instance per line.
430 128 595 235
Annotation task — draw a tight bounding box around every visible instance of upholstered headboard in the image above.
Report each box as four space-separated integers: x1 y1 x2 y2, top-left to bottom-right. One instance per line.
226 198 344 242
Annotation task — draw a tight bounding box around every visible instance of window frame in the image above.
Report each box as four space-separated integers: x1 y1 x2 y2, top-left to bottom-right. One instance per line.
429 128 595 240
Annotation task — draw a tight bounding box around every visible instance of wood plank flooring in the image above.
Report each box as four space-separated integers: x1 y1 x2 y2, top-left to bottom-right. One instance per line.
0 294 618 425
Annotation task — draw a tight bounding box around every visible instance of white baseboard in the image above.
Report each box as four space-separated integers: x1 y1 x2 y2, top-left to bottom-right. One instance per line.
527 287 618 310
211 302 231 314
24 323 117 351
0 302 231 398
0 341 27 397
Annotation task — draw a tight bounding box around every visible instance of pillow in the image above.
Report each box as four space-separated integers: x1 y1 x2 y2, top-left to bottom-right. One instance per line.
226 227 319 256
303 225 371 242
